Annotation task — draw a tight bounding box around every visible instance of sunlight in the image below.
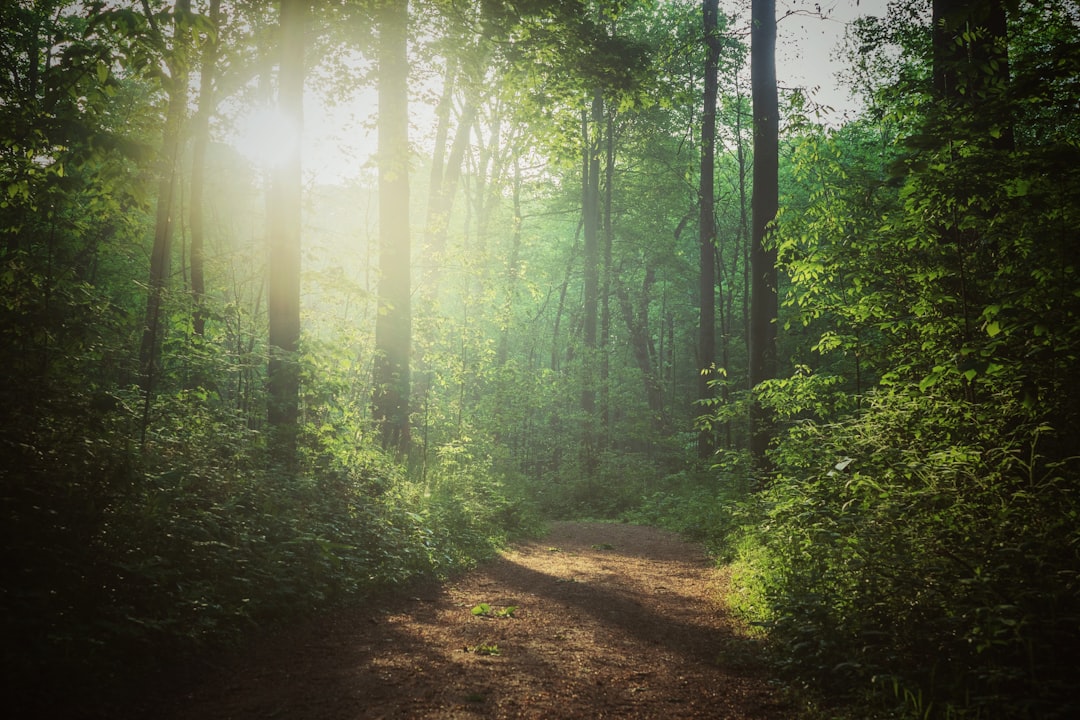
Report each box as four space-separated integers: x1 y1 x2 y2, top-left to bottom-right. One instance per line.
233 106 300 169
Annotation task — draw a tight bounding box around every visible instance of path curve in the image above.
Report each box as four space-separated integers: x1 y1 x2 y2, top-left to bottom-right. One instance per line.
167 522 787 719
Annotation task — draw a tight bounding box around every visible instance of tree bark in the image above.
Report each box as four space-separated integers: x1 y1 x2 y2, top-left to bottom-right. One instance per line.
616 262 664 427
266 0 305 463
496 157 523 367
600 108 615 432
189 0 221 339
579 89 603 477
581 91 602 419
698 0 720 459
933 0 1012 148
421 67 477 305
749 0 779 468
139 0 191 431
371 0 412 454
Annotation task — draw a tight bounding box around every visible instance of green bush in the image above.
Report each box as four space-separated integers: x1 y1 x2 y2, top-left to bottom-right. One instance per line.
2 378 538 711
732 390 1080 719
621 469 747 555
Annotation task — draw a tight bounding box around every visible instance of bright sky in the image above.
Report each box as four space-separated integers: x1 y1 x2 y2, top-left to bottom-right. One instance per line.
233 0 891 185
772 0 890 122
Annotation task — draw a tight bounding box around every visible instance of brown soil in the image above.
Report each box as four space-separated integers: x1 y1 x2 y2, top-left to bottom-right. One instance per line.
164 522 790 719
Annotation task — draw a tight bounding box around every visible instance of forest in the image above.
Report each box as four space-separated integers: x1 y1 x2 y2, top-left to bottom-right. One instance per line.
2 0 1078 717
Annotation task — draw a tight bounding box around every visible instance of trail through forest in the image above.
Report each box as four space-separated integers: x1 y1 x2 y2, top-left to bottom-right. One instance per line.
164 522 788 719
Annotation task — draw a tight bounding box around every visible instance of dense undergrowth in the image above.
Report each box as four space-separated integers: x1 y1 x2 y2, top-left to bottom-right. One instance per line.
1 373 540 714
628 389 1080 720
741 391 1079 719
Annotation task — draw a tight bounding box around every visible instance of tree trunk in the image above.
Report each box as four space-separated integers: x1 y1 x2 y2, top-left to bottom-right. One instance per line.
698 0 720 459
580 89 603 478
266 0 306 464
600 107 615 432
496 157 523 366
371 0 412 454
581 91 602 419
933 0 1012 146
749 0 779 469
139 0 191 431
616 262 664 427
931 0 1012 405
189 0 221 339
421 74 477 305
550 224 581 372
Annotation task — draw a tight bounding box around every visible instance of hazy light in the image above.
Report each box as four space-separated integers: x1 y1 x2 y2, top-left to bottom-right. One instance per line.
233 106 300 169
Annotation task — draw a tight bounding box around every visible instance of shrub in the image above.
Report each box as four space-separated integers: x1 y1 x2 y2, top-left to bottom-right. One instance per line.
733 390 1080 719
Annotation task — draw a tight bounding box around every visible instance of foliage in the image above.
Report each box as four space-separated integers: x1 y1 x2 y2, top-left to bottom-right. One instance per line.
2 366 532 709
471 602 517 618
620 469 748 556
733 391 1080 718
727 5 1080 717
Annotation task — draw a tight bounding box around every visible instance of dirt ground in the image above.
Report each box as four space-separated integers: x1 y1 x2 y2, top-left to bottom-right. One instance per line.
162 522 789 719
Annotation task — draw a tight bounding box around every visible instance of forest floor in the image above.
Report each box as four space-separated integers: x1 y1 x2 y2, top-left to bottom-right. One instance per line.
160 521 792 719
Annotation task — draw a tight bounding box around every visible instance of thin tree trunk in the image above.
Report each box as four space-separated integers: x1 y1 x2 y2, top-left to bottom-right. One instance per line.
580 89 602 480
496 157 523 367
931 0 1012 406
550 222 581 372
189 0 221 339
600 107 615 432
734 66 751 421
616 262 664 426
139 0 191 433
698 0 720 459
421 63 477 304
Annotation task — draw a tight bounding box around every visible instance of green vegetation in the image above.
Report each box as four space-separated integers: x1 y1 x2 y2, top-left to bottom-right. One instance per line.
466 642 502 656
471 603 517 618
2 1 1077 718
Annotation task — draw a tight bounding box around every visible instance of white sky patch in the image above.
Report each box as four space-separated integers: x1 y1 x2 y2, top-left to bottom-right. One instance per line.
771 0 890 123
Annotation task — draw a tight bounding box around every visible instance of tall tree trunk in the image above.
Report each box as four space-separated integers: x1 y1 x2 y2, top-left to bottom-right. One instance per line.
616 262 664 427
733 67 750 450
749 0 779 469
372 0 412 454
139 0 191 430
931 0 1012 405
421 69 477 305
698 0 720 459
189 0 221 339
473 101 505 255
550 224 581 372
932 1 1013 153
496 157 523 367
267 0 306 464
600 107 615 432
581 91 602 419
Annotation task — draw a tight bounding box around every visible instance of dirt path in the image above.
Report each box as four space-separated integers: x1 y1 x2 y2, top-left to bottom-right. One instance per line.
165 522 788 719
